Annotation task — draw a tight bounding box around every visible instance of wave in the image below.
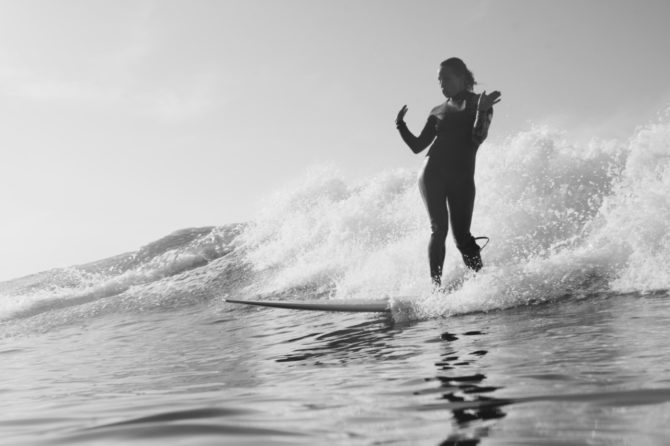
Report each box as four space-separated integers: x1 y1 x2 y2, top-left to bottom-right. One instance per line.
1 109 669 327
0 225 246 324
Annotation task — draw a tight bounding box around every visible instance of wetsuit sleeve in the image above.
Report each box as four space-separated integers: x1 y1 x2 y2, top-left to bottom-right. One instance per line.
396 116 437 154
472 107 493 146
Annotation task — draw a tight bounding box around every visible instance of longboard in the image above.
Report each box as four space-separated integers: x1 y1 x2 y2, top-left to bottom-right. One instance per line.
225 297 390 313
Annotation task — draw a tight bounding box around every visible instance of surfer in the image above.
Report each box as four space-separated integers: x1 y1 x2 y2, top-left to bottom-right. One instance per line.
396 57 501 286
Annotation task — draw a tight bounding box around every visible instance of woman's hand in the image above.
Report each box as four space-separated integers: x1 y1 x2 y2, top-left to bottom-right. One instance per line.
396 105 408 126
477 91 501 111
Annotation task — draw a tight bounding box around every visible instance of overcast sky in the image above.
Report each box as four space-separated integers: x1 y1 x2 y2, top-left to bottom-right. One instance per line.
1 0 669 281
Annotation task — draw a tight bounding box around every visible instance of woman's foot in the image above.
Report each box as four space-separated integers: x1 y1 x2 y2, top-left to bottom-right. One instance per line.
462 252 483 271
459 235 486 272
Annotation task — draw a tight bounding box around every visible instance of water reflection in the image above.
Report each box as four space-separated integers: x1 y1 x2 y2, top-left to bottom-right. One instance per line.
430 330 510 445
275 317 512 444
274 318 407 364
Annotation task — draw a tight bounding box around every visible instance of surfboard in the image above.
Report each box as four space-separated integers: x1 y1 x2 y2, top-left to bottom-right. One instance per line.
225 297 391 313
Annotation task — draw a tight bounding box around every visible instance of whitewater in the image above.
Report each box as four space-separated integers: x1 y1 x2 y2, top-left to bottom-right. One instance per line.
2 113 670 444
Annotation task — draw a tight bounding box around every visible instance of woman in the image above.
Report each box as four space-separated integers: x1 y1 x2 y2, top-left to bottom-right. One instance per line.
396 57 501 287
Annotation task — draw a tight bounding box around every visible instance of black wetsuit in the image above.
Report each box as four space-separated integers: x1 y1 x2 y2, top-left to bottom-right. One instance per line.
397 90 493 284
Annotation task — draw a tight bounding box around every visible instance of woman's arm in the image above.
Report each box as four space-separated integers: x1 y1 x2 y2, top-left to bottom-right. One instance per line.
472 107 493 146
396 105 437 154
472 90 501 146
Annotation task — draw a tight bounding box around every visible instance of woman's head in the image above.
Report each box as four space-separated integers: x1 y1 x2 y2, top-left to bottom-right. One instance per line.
438 57 476 98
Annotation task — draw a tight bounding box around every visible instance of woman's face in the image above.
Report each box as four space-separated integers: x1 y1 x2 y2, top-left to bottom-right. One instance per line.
438 66 465 98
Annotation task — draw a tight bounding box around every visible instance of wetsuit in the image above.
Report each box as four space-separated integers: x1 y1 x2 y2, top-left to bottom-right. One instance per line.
397 90 493 284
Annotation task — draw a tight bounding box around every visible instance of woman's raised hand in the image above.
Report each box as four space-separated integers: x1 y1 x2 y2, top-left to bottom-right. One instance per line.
477 91 502 111
396 105 408 126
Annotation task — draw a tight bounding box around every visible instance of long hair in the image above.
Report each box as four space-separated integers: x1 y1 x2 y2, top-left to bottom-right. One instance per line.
440 57 476 91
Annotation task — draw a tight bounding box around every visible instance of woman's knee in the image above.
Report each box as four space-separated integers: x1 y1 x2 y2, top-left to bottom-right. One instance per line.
431 223 448 242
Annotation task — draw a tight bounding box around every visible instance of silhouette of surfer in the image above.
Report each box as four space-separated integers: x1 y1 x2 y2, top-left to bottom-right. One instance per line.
396 57 501 287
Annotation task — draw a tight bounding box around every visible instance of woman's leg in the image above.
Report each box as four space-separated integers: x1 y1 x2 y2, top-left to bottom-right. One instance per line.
446 177 483 271
418 163 449 285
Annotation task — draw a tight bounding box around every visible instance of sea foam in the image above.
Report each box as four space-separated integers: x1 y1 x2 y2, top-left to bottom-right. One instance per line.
239 114 670 320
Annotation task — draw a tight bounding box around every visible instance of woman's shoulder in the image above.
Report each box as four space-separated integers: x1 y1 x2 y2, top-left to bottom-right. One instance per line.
428 102 448 117
429 95 474 116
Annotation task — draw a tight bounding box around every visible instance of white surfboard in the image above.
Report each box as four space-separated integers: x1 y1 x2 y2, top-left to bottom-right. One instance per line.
225 297 391 313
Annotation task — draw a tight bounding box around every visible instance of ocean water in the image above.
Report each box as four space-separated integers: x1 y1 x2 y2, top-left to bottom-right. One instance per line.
2 114 670 445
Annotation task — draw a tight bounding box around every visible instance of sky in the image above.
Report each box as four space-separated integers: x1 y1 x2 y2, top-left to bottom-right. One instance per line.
1 0 669 281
